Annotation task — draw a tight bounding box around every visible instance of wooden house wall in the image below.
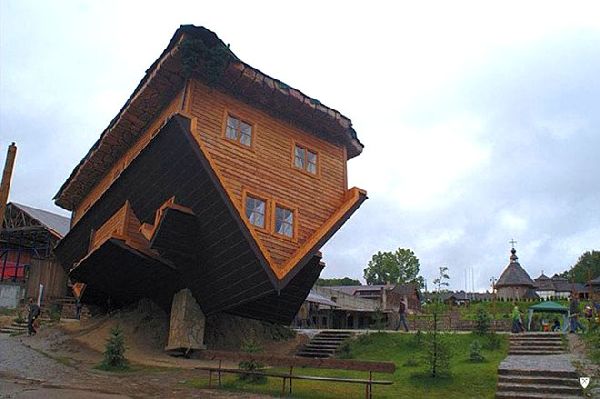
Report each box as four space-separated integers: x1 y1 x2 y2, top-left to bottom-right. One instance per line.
72 89 186 225
25 258 68 300
188 79 348 267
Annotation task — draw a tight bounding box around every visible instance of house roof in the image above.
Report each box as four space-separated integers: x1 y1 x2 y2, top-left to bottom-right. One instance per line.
54 25 363 211
9 202 70 238
534 272 556 291
587 276 600 286
306 290 339 307
495 248 535 288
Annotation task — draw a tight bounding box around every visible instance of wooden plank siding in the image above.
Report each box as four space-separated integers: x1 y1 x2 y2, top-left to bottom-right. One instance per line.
188 79 348 268
72 88 186 226
25 258 68 300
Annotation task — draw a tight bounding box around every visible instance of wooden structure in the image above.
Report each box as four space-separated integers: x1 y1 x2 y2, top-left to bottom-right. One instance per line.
195 350 395 399
0 202 70 306
496 248 538 300
53 26 366 325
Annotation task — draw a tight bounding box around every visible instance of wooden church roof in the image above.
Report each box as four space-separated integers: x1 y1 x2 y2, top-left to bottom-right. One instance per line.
54 25 363 211
495 248 535 288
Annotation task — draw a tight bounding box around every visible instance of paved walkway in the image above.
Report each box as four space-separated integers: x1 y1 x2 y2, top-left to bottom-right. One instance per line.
499 353 577 374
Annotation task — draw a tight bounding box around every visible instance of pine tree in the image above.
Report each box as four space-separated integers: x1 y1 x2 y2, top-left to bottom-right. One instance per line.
101 325 128 370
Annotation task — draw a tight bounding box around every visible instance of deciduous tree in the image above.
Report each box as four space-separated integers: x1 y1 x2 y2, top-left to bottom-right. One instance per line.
363 248 424 288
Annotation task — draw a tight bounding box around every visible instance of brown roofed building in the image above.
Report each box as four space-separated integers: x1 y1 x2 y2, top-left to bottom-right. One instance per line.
495 248 538 300
52 26 367 345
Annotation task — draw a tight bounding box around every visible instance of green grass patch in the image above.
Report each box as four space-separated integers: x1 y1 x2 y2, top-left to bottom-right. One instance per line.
186 332 508 399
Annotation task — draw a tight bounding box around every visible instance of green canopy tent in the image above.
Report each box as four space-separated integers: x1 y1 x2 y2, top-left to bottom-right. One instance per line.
527 301 569 332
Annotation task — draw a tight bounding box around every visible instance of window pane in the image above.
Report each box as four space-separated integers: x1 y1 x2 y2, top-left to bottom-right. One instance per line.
294 146 305 169
226 116 238 140
240 122 252 146
240 132 252 146
275 206 293 237
246 196 265 228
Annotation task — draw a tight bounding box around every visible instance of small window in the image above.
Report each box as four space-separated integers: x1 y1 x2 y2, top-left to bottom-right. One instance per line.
245 196 266 228
293 144 317 174
275 205 294 237
226 115 252 147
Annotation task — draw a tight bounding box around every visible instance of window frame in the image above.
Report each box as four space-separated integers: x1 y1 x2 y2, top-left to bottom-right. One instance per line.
242 190 269 232
291 140 320 177
272 201 298 241
223 111 256 150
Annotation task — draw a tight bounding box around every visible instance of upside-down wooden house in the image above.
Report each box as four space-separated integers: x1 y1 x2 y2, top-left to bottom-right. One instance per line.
53 26 366 336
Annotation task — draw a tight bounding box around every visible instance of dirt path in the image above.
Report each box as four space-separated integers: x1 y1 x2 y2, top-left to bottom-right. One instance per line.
0 334 272 398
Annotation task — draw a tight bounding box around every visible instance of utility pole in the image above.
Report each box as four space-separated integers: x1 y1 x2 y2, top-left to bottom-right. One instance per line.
0 142 17 226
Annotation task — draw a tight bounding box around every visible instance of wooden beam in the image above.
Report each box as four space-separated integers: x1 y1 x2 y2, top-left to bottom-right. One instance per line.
0 143 17 225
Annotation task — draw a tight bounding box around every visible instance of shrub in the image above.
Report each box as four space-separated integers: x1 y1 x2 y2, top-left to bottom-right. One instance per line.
238 329 266 383
337 341 353 359
14 311 25 324
484 331 502 350
49 304 62 322
99 325 128 370
469 340 485 362
474 308 491 335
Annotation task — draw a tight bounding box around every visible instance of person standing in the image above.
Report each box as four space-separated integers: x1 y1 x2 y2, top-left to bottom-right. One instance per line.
395 300 409 332
511 305 522 333
569 295 585 333
27 298 40 336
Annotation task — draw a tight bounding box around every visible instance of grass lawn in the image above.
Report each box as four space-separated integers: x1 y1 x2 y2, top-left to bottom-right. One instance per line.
186 332 508 398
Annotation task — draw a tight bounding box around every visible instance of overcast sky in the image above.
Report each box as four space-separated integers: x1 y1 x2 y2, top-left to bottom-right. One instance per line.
1 1 599 291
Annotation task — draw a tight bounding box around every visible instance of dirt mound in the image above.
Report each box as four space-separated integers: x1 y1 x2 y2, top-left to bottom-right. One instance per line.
69 299 303 359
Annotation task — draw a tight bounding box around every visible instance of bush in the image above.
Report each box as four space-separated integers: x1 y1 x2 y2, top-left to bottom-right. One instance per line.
337 341 353 359
474 308 491 335
14 311 25 324
484 332 502 350
469 340 485 362
99 325 128 370
49 304 62 322
238 329 266 383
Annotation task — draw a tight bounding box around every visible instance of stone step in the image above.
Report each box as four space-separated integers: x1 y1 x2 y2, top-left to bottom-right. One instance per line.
508 350 565 355
498 368 578 380
497 382 582 395
498 375 581 387
302 347 336 354
304 344 340 350
296 352 332 358
496 390 582 399
310 339 347 345
509 337 563 342
510 342 563 347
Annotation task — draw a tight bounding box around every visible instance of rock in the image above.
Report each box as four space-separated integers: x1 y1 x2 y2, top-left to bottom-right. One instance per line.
165 289 206 352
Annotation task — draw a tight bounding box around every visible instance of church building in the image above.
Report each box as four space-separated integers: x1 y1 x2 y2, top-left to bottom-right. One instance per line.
495 247 538 300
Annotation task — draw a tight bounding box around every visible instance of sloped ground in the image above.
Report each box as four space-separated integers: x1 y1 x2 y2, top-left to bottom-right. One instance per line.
0 300 306 398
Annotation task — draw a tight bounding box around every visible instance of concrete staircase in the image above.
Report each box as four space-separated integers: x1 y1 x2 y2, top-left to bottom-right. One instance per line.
497 367 583 398
296 330 353 358
0 320 28 335
509 332 565 355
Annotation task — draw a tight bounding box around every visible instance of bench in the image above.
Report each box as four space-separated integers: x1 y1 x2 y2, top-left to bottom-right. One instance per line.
194 349 395 399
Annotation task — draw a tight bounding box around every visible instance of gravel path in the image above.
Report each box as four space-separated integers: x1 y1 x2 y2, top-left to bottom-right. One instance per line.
0 334 272 398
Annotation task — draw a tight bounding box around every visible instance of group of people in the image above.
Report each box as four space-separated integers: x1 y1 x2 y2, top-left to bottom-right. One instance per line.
512 297 599 334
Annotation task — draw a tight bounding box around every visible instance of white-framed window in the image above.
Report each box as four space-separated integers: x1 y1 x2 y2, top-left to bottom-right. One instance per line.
274 205 294 237
294 144 317 174
245 196 266 228
226 115 253 147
